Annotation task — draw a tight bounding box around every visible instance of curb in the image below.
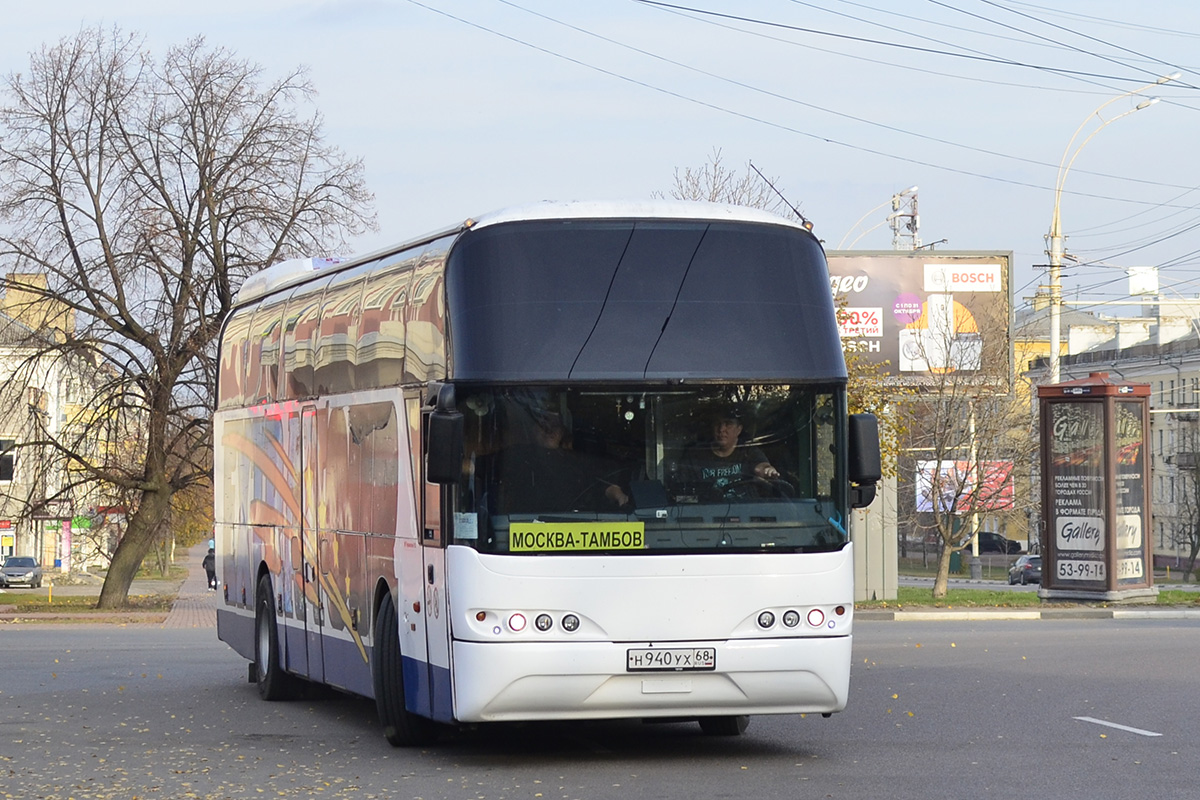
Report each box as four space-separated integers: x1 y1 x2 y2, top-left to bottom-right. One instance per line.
856 607 1200 621
0 611 168 624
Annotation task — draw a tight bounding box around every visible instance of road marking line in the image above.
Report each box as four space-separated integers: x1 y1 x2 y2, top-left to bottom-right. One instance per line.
1074 716 1162 737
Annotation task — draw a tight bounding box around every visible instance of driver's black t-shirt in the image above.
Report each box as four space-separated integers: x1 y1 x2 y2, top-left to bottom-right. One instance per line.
678 444 771 501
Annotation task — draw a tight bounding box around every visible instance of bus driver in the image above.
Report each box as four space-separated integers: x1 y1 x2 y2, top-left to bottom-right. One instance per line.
677 405 780 501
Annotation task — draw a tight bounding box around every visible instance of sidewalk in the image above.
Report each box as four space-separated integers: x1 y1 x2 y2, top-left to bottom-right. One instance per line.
160 542 217 629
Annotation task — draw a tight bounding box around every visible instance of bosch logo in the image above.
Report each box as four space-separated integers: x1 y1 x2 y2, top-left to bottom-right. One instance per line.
954 272 992 283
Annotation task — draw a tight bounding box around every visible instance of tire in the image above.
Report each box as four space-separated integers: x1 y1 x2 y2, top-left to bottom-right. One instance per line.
1019 573 1028 586
254 575 295 701
373 592 437 747
698 715 750 736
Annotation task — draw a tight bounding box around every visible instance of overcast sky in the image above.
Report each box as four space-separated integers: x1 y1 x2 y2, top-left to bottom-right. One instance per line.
3 1 1199 315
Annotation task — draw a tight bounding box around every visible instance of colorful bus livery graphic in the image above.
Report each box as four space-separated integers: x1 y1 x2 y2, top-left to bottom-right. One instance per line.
220 404 392 666
214 201 881 745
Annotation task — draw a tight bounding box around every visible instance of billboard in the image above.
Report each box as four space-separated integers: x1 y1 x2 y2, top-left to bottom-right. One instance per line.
914 459 1015 514
826 251 1013 387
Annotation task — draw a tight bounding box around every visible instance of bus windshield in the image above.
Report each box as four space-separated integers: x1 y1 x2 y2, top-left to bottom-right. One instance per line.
452 384 848 555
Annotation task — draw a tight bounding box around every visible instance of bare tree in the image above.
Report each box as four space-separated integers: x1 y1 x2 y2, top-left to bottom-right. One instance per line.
901 313 1035 598
0 27 375 607
656 147 801 220
841 317 913 477
1168 424 1200 580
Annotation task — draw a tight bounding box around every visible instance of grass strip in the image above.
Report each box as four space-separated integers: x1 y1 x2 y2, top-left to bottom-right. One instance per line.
858 586 1200 609
0 593 176 613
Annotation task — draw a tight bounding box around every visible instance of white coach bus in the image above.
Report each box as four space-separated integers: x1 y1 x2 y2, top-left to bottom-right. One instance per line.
213 201 880 745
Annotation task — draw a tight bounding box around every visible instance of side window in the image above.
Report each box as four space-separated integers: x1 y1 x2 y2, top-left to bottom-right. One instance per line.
217 309 254 409
421 410 444 547
405 396 442 547
0 439 15 482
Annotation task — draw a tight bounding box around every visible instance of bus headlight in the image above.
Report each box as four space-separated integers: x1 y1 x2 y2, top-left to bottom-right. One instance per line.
782 610 800 628
561 614 580 632
757 611 775 629
534 613 553 632
508 613 527 632
807 608 826 628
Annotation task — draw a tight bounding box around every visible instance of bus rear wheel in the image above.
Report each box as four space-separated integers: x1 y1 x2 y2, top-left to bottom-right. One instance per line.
373 592 437 747
254 575 295 701
699 715 750 736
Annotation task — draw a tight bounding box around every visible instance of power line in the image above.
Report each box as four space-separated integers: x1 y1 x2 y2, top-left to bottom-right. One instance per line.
1002 0 1200 42
941 0 1195 87
487 0 1198 199
405 0 1057 193
406 0 1200 280
633 0 1197 86
496 1 1083 179
661 0 1170 98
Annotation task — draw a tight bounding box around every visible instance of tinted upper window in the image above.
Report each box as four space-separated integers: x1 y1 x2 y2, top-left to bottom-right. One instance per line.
446 219 844 383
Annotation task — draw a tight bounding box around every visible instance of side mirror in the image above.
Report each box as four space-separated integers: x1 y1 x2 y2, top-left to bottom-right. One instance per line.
425 383 464 485
848 413 881 509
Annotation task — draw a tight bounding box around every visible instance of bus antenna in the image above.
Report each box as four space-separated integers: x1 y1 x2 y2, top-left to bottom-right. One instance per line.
749 161 812 231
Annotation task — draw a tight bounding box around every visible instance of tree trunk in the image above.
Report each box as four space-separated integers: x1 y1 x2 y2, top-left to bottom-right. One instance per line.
933 543 954 599
96 488 172 609
1186 542 1200 583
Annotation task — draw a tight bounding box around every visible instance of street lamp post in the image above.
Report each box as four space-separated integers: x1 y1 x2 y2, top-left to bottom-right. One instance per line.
838 186 917 250
1046 74 1178 384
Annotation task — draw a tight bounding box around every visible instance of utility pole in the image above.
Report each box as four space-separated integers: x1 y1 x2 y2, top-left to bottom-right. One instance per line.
890 188 920 251
1046 228 1064 385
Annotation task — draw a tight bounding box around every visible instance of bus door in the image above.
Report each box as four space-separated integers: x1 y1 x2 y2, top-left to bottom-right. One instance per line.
300 406 325 684
420 411 453 723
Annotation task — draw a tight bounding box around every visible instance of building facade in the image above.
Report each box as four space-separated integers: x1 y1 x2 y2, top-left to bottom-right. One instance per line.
1023 298 1200 574
0 274 119 572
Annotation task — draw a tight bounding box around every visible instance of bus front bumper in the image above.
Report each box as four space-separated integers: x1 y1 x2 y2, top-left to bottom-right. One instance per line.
450 636 851 723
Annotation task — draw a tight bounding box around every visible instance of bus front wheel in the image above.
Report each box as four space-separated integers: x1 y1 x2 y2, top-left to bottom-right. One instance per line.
373 592 438 746
254 575 295 701
699 715 750 736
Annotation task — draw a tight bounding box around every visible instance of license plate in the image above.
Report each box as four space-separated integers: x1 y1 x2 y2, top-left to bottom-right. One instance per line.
626 647 716 672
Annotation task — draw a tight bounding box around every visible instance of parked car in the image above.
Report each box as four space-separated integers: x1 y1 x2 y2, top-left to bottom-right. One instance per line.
0 556 43 588
1008 554 1042 585
978 531 1022 555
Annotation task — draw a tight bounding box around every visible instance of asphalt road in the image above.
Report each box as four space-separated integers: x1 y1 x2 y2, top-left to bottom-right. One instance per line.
1 619 1196 799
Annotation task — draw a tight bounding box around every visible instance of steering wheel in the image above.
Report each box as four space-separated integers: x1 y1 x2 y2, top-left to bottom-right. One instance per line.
711 476 794 500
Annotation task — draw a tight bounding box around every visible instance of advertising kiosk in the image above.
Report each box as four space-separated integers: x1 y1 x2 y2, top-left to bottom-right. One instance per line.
1038 372 1156 602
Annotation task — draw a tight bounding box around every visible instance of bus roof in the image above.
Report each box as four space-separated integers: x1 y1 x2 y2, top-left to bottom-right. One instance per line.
466 200 808 231
233 201 810 307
